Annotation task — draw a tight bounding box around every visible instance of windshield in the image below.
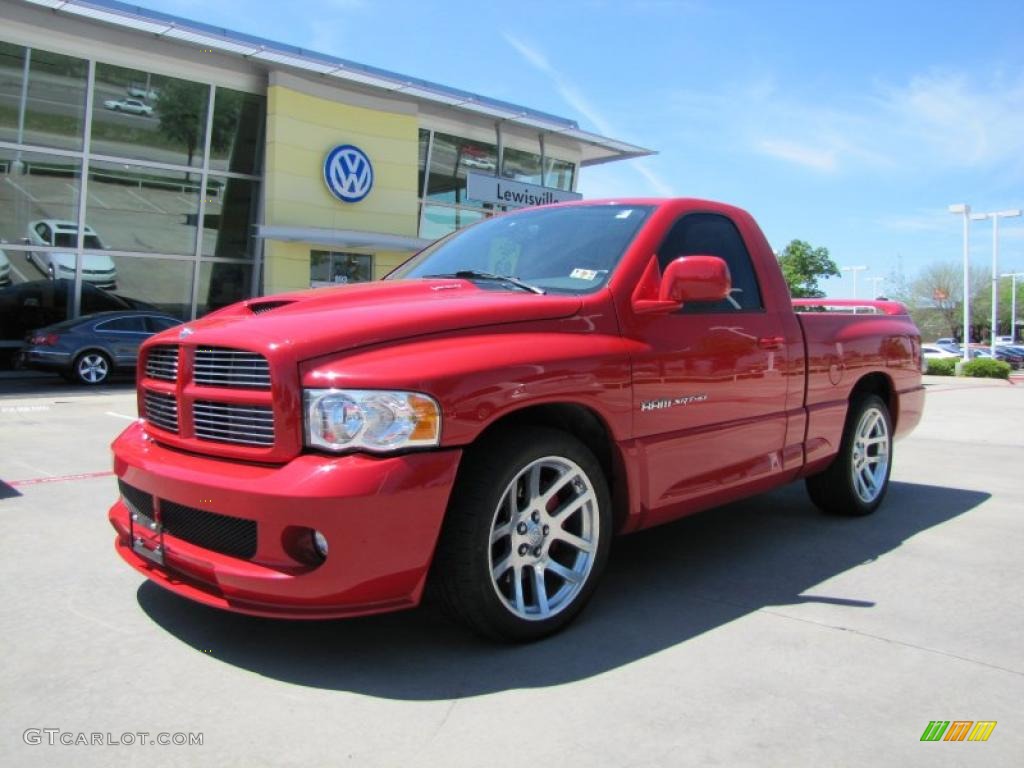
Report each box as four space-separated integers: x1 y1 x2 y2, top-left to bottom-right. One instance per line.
389 204 653 294
53 233 103 249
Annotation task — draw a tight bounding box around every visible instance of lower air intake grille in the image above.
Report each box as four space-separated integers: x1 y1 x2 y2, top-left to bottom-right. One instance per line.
143 390 179 433
160 500 257 560
118 480 153 519
193 401 274 447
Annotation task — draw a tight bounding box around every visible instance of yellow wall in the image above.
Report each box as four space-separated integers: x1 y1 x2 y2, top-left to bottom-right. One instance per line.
263 85 419 293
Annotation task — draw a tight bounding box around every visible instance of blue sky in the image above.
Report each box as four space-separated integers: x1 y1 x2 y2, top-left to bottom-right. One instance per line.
145 0 1024 297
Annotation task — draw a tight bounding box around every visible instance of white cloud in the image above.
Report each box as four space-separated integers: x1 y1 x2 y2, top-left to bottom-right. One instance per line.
672 71 1024 178
757 139 837 172
503 32 675 196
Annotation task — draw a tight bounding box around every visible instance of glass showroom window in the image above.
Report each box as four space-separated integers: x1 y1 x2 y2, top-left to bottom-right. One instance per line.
501 147 543 185
92 255 195 320
426 131 497 205
201 176 259 261
87 160 200 256
0 149 81 249
91 63 209 169
310 251 373 286
197 260 252 316
544 157 575 191
209 87 264 175
0 43 87 151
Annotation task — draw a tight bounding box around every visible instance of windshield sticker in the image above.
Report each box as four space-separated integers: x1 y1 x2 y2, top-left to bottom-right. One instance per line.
615 209 634 219
570 268 599 280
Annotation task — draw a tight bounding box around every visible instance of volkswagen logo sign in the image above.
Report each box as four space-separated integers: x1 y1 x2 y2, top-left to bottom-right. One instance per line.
323 144 374 203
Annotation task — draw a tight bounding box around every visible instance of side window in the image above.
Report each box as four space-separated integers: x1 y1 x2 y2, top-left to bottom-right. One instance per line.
657 213 764 312
95 316 145 332
35 222 51 243
145 316 181 333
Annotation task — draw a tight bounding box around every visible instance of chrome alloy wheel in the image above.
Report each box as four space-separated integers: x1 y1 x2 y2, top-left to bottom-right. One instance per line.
850 406 890 503
487 456 600 621
77 353 109 384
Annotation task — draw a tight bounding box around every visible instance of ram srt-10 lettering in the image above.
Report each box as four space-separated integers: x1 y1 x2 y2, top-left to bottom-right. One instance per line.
109 198 924 641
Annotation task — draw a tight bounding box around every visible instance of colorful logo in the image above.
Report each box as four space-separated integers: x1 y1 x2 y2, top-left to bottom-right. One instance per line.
323 144 374 203
920 721 997 742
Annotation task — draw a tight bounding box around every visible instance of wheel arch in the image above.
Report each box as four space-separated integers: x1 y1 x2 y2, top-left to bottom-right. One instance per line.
849 371 897 427
471 402 630 532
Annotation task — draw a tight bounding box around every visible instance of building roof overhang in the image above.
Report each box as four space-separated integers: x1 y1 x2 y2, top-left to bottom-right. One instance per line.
21 0 655 166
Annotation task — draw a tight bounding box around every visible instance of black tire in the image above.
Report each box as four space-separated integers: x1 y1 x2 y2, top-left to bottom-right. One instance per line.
72 350 112 385
433 426 612 642
806 393 893 516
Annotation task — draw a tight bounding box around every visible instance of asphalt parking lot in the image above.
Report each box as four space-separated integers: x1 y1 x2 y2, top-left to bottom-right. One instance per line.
1 374 1022 767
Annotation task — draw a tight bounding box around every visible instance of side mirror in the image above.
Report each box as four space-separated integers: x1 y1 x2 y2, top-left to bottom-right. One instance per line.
632 254 732 315
660 255 731 303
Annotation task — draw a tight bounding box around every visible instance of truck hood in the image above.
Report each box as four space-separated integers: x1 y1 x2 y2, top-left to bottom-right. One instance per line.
164 278 584 361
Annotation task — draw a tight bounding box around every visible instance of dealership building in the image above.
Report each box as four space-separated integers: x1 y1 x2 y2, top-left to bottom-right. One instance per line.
0 0 651 327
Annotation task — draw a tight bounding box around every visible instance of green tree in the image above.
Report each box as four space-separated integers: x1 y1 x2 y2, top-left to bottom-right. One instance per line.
776 240 840 298
155 83 241 175
155 79 207 172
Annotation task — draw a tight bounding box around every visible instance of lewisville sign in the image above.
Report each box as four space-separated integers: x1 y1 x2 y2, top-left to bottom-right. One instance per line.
466 172 582 209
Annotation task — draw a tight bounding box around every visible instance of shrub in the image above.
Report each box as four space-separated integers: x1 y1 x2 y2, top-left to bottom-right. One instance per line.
926 358 957 376
962 358 1012 379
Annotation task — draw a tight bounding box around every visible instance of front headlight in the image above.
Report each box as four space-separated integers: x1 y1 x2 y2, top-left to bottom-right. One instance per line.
304 389 441 453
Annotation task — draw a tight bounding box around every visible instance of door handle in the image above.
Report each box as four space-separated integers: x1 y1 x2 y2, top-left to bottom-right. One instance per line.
758 336 785 350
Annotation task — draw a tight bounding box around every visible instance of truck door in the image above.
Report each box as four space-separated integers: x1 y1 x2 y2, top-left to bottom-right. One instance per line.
631 212 791 526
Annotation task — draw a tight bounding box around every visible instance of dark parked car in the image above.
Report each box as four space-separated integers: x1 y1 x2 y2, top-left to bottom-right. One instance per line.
0 279 159 344
993 347 1024 369
22 311 182 384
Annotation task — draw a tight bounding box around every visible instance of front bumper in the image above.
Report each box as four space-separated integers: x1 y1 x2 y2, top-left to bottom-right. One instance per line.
109 421 462 618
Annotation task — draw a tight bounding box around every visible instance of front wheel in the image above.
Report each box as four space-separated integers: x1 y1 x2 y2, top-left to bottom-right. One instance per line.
433 427 612 642
806 393 893 516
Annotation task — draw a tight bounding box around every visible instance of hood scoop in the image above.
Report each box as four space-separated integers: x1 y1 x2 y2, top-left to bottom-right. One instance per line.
247 300 295 315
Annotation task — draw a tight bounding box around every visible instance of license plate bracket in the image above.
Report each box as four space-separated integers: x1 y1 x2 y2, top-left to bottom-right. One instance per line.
129 507 165 566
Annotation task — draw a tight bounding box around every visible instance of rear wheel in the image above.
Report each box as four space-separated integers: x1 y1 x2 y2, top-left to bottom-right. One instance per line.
433 427 612 642
72 351 111 385
806 393 892 516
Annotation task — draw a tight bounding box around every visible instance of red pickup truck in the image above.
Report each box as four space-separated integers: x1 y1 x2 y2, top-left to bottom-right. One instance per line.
109 198 924 641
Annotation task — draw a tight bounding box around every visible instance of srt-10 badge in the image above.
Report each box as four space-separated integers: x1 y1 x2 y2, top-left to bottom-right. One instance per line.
640 394 709 412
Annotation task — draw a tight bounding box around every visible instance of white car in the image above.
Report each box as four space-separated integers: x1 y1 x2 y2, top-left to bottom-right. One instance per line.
26 220 117 289
921 344 959 360
126 84 158 100
103 98 153 116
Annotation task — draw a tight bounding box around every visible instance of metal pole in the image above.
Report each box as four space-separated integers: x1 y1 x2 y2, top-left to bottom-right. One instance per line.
1014 274 1019 343
991 216 999 353
14 48 31 172
962 209 970 363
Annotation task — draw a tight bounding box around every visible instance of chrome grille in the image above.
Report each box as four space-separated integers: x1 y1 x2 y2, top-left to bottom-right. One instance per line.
143 390 179 433
193 401 274 447
145 346 179 381
194 347 270 389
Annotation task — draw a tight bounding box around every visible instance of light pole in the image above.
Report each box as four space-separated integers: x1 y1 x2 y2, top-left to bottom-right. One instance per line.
866 276 885 298
971 209 1022 352
1002 271 1024 343
948 204 971 365
841 265 868 299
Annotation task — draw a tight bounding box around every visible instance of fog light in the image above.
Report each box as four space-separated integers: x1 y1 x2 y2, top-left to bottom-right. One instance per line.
312 530 328 559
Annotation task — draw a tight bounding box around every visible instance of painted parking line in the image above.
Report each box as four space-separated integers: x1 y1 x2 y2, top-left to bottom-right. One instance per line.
126 187 167 214
105 411 137 421
4 176 40 203
9 470 115 488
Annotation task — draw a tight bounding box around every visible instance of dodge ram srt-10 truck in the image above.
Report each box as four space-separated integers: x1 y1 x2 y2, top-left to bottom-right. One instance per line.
109 198 924 641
